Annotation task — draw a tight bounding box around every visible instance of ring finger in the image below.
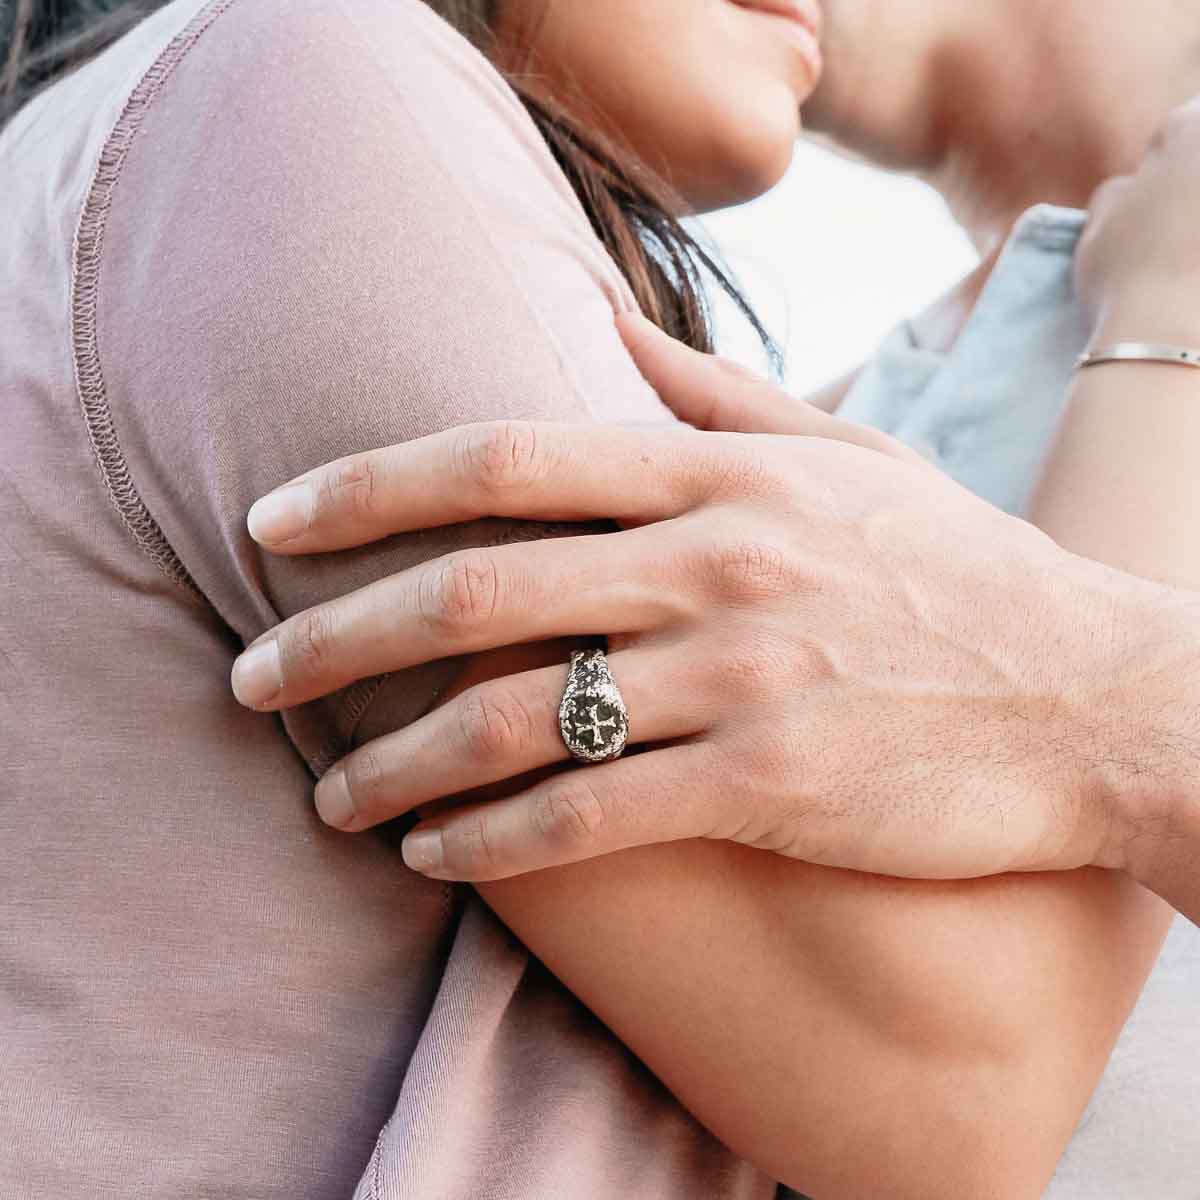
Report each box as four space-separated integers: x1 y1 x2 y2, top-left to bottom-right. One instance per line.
314 645 706 832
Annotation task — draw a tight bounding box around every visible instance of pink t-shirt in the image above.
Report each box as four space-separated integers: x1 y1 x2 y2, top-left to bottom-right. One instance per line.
0 0 776 1196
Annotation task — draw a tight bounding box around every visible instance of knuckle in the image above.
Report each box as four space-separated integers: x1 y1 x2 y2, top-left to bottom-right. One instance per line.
457 687 537 762
442 813 501 876
708 537 801 603
312 455 379 523
419 553 501 637
343 455 380 521
703 444 779 500
532 780 606 849
461 420 543 495
288 603 339 677
341 746 387 820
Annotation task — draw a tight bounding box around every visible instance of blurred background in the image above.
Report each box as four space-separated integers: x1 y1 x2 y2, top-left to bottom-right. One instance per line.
700 138 979 395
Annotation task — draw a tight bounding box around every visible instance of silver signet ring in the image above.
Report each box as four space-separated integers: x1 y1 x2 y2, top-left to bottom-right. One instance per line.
558 649 630 764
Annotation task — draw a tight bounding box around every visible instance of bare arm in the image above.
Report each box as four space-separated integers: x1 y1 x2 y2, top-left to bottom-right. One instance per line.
451 314 1175 1193
426 303 1184 1192
431 643 1168 1197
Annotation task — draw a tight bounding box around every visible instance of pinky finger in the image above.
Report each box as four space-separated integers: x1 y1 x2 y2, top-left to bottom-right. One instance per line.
400 741 722 881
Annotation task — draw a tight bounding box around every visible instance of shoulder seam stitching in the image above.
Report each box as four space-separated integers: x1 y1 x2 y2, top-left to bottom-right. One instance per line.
69 0 239 605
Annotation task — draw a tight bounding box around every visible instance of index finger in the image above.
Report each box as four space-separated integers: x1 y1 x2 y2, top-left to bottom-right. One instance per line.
246 420 734 554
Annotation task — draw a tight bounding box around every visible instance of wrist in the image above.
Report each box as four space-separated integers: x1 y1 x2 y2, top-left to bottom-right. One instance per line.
1088 290 1200 352
1077 560 1200 880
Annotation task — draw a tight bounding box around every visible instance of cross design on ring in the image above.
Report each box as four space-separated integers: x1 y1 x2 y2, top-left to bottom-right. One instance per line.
558 648 629 764
582 703 618 749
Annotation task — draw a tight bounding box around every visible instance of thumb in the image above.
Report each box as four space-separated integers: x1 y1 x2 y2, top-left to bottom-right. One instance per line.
615 310 820 435
616 311 932 467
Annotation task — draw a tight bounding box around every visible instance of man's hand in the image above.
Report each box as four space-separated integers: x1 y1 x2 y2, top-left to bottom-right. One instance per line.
231 317 1182 886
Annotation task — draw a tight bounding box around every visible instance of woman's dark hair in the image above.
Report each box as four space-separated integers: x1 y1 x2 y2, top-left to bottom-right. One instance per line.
1 0 780 371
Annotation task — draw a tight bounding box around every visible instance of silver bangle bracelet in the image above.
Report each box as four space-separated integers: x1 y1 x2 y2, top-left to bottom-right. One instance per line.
1076 342 1200 370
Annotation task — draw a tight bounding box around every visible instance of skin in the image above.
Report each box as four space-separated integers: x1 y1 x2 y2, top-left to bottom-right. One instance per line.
228 1 1200 1193
1032 99 1200 925
496 0 822 210
805 0 1200 353
802 1 1200 912
808 0 1200 246
231 360 1185 1196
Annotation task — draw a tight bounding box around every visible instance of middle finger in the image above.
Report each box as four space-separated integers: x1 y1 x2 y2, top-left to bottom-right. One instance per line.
231 523 689 711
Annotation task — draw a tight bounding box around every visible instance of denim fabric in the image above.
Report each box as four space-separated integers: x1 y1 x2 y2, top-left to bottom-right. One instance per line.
839 204 1090 518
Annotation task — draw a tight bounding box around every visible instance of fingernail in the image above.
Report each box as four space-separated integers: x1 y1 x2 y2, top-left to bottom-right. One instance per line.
230 638 283 708
247 484 312 545
402 828 446 875
315 764 356 829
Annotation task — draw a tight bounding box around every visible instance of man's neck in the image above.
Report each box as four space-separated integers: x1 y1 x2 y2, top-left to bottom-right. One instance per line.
935 3 1200 252
811 0 1200 254
945 9 1200 250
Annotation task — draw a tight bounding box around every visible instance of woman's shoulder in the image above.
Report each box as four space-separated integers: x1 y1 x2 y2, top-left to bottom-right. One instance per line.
74 0 668 665
166 0 613 269
2 0 526 144
75 0 637 326
180 0 585 210
4 0 620 295
4 0 669 784
82 0 650 434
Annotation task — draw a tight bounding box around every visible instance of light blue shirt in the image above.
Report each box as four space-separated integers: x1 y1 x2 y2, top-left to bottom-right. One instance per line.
839 204 1090 513
838 203 1200 1198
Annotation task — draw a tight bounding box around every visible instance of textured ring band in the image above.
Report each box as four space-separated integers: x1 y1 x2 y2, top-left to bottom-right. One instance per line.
558 648 630 764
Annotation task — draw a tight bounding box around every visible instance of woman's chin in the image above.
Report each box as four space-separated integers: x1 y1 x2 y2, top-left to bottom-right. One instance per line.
684 135 798 212
742 132 800 201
